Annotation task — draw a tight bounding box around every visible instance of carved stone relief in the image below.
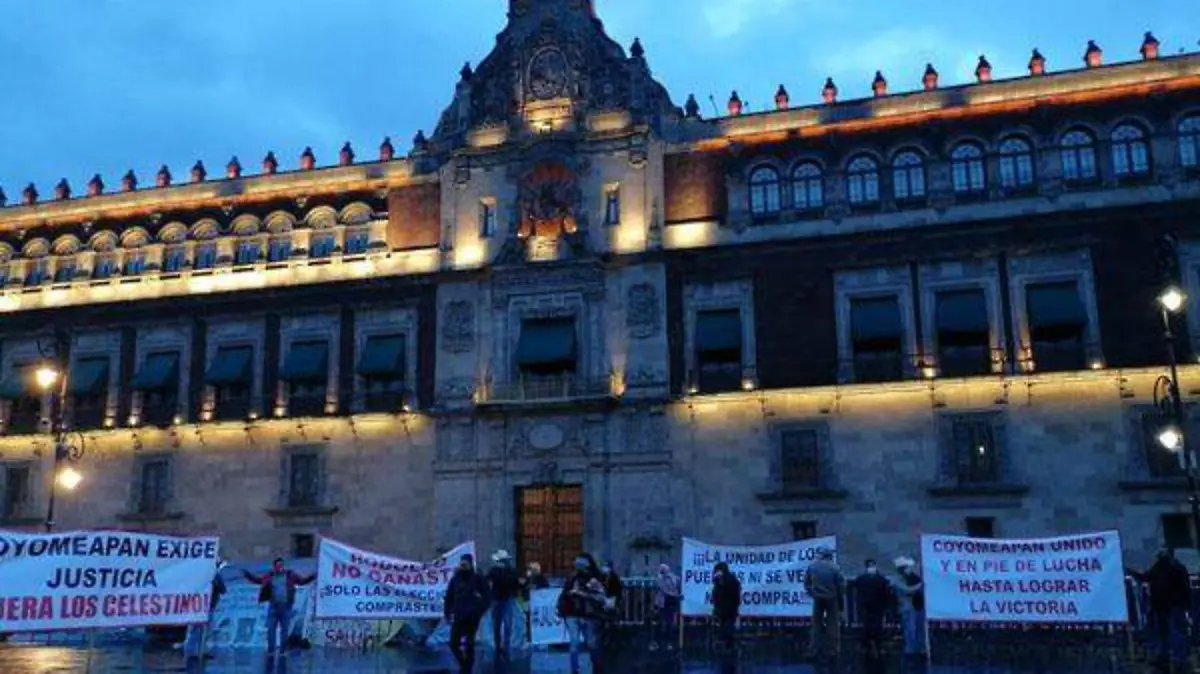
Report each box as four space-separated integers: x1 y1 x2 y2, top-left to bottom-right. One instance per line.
441 301 475 354
626 283 661 339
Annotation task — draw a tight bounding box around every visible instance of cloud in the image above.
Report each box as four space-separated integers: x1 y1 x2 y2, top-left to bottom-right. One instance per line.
703 0 799 39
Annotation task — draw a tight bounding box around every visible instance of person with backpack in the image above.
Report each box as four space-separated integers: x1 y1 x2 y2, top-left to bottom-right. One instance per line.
444 553 490 673
893 555 926 659
557 553 607 674
241 558 315 658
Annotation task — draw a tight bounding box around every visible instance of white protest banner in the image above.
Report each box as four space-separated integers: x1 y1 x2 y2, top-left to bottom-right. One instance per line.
314 538 475 620
680 536 837 618
920 530 1128 623
211 580 311 651
529 588 567 646
0 530 219 633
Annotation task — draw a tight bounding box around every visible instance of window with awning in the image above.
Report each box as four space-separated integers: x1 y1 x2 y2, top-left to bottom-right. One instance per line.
851 297 902 349
0 365 36 400
1026 282 1086 332
356 335 406 380
936 290 989 336
936 290 991 377
206 346 253 387
67 357 110 397
281 341 330 383
515 319 577 374
695 310 742 362
132 352 180 392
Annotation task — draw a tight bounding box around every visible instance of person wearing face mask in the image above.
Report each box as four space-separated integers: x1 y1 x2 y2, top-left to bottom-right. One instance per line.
892 556 926 660
651 563 681 652
557 553 606 674
711 562 742 656
444 554 490 673
854 559 892 661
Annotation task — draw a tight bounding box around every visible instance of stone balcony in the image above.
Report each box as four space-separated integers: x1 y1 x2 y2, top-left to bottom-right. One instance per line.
476 373 618 409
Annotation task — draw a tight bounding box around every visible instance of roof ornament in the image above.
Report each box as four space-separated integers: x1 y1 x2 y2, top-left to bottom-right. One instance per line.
1141 32 1161 60
413 130 429 153
156 165 172 188
684 94 701 118
263 152 279 175
300 147 316 171
121 170 137 192
872 71 888 97
191 161 207 183
774 85 789 111
339 142 355 166
0 186 6 207
379 137 395 161
54 179 71 201
922 64 939 90
460 62 474 82
727 91 743 116
630 37 645 60
975 55 993 83
1084 40 1103 68
226 157 242 179
1029 48 1047 76
822 78 838 104
86 174 104 197
22 183 38 206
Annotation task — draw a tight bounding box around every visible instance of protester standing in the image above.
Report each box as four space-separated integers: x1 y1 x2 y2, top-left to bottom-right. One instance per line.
520 561 550 603
854 559 893 661
444 553 490 673
486 549 521 660
184 559 228 662
651 563 681 652
892 556 926 659
557 553 606 674
242 558 315 658
804 547 844 662
711 562 742 655
1132 548 1192 671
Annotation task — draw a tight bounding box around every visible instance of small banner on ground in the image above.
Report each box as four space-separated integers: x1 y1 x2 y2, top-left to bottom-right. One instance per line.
529 588 568 646
0 531 219 633
314 538 474 620
920 530 1128 623
681 536 837 618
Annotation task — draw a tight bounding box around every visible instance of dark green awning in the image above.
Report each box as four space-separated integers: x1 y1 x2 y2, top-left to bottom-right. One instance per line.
132 352 180 391
0 366 35 400
851 297 902 341
936 290 989 333
515 319 577 367
281 341 329 382
357 335 405 379
67 358 109 396
1026 282 1086 328
695 310 742 354
206 346 253 386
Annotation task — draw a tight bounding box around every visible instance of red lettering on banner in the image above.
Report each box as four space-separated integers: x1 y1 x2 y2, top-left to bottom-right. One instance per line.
0 596 54 621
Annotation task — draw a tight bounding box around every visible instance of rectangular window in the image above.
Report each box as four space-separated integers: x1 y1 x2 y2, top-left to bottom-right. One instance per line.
267 237 292 263
68 357 110 430
604 186 621 226
123 253 146 276
1163 513 1195 550
24 261 48 287
310 234 336 259
1026 282 1087 372
92 255 116 280
162 247 187 274
950 417 1001 484
515 318 578 386
282 341 330 417
288 453 321 508
345 229 370 255
935 290 991 377
206 346 253 421
193 244 217 270
694 310 743 394
850 297 904 383
54 259 77 283
132 351 181 427
356 334 407 413
780 429 821 491
235 240 260 265
3 465 29 519
2 364 42 435
292 534 316 559
792 521 818 541
480 200 497 238
966 517 996 539
138 458 171 515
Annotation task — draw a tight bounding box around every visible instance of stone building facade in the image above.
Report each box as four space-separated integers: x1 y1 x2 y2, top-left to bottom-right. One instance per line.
0 0 1198 575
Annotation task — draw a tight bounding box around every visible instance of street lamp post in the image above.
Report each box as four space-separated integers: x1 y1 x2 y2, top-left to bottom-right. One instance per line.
35 346 85 533
1155 286 1200 548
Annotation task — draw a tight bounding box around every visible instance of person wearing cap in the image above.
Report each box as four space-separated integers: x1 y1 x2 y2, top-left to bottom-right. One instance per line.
183 558 228 662
892 555 926 659
803 547 844 663
242 557 315 658
557 553 606 674
444 553 490 672
486 549 520 660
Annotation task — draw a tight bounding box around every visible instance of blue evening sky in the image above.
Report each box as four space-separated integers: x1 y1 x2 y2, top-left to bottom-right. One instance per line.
1 0 1196 197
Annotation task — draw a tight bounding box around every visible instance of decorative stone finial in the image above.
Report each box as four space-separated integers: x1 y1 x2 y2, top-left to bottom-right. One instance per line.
54 179 71 200
630 38 644 60
22 183 37 206
975 55 993 83
1029 49 1047 76
413 130 428 152
1141 32 1161 60
0 186 6 207
379 137 395 161
822 78 838 104
156 165 172 188
226 157 242 179
263 152 278 175
1084 40 1103 68
121 170 137 192
87 174 104 197
774 85 790 110
191 161 207 183
684 94 701 118
300 147 316 171
460 62 474 81
727 91 743 116
872 71 888 97
922 64 939 90
339 142 355 166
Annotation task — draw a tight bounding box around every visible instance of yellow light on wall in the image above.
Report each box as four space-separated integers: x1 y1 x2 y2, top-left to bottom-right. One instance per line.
57 467 83 491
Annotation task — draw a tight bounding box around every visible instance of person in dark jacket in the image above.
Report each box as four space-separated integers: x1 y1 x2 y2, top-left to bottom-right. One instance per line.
486 549 520 660
1133 548 1192 670
854 559 893 661
557 553 606 674
519 562 550 602
184 559 228 661
242 558 315 657
711 562 742 655
444 554 490 673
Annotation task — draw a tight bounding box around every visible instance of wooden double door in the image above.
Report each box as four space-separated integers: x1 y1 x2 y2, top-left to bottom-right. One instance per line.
515 484 583 579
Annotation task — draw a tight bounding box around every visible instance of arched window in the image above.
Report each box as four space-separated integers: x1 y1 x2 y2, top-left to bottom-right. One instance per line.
997 137 1035 189
748 166 781 216
1111 124 1151 177
791 162 824 211
1060 129 1098 182
1181 115 1200 169
846 156 880 206
892 151 926 200
951 143 987 194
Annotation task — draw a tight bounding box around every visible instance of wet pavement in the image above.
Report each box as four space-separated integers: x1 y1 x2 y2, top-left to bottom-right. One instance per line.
0 644 1152 674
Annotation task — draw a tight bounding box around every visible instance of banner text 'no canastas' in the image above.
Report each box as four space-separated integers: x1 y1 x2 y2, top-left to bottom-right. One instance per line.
315 538 475 620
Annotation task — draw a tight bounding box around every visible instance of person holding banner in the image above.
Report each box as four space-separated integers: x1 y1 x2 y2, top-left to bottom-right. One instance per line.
183 559 227 662
711 562 742 656
892 556 926 659
804 547 844 662
557 553 607 674
243 558 316 658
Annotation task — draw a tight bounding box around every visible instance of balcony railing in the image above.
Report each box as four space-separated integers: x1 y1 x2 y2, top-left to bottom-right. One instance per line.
480 374 616 404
